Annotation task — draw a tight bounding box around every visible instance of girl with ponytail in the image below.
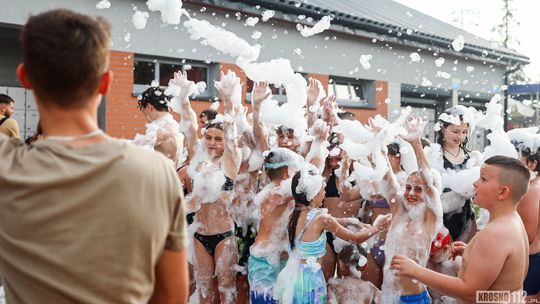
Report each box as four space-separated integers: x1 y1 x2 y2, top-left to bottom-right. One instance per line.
276 164 392 303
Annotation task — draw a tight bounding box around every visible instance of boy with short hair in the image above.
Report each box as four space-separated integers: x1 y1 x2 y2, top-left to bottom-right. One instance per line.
248 147 300 303
392 155 530 303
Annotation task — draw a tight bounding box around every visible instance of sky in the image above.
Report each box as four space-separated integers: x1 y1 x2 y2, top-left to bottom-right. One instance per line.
394 0 540 83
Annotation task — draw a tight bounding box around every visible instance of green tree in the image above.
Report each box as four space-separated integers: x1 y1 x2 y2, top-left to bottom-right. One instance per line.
493 0 529 84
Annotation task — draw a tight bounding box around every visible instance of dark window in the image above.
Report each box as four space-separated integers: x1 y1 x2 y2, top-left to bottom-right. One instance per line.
159 63 182 86
133 57 210 96
328 76 375 108
134 60 155 86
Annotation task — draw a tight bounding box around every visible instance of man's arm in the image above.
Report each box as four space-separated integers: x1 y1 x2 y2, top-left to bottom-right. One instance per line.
148 249 189 304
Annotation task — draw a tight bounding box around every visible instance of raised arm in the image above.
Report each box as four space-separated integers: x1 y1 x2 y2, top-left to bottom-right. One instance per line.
376 150 402 215
401 117 435 196
305 119 329 172
169 71 199 161
337 152 361 202
306 77 322 129
215 71 242 180
251 81 271 152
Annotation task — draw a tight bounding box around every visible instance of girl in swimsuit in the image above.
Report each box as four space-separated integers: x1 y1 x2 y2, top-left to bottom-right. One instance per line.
274 165 391 303
436 107 478 242
175 71 242 304
320 143 363 281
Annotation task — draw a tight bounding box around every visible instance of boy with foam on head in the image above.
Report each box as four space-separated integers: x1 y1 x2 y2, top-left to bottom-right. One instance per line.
391 155 531 303
377 116 443 304
248 147 302 303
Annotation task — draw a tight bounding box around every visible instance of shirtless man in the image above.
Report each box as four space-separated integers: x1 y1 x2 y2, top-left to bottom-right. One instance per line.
392 155 531 303
248 147 300 303
378 117 443 304
134 86 182 165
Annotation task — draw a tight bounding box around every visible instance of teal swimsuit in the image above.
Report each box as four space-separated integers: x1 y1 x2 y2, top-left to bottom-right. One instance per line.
275 208 328 304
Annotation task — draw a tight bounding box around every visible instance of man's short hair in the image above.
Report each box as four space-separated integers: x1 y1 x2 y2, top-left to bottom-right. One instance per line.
137 87 170 112
484 155 531 203
0 94 14 105
200 109 217 121
21 9 111 107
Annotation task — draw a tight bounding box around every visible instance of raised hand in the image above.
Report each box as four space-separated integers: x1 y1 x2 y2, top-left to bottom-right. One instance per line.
307 77 321 106
169 71 197 100
321 95 337 125
252 81 271 106
215 70 241 101
312 119 330 141
401 116 426 143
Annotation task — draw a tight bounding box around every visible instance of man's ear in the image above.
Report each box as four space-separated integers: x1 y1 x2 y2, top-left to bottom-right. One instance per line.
16 63 32 89
98 70 113 95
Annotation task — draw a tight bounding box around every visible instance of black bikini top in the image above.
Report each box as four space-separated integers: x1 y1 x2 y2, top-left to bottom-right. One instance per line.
222 176 234 191
325 171 340 198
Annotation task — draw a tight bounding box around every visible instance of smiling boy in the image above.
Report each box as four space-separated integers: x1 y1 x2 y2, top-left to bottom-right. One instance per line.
391 155 530 303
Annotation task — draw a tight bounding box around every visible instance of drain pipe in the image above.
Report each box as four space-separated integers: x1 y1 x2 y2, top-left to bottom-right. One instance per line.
504 64 521 131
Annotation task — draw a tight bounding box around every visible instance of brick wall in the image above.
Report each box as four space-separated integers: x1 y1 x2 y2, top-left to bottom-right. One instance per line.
350 80 388 123
106 50 143 139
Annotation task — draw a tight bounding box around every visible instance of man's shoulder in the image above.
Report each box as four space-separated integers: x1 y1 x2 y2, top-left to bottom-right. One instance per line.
111 139 176 168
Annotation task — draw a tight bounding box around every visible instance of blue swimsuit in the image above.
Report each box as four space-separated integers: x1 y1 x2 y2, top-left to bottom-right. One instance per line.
275 208 328 304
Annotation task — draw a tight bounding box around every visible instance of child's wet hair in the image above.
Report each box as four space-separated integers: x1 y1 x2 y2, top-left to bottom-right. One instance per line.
137 87 170 112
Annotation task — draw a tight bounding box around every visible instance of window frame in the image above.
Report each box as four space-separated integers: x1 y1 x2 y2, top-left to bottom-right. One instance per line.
327 76 376 109
133 55 214 100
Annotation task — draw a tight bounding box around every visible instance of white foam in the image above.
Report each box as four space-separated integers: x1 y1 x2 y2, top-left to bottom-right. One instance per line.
297 15 332 37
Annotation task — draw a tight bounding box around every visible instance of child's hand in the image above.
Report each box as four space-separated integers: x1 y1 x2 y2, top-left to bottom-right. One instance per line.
391 255 421 278
306 77 321 106
252 81 271 106
322 95 337 125
372 213 392 232
450 241 467 260
215 71 241 99
400 116 426 143
169 71 197 100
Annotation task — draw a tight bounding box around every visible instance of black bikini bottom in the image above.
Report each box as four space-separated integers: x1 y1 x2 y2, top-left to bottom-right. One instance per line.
194 231 234 256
